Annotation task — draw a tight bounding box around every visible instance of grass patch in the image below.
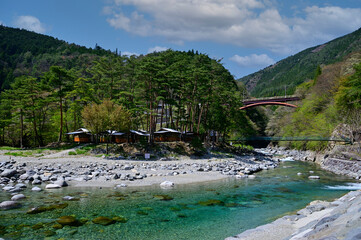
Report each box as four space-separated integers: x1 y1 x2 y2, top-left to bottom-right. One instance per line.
0 146 21 150
232 144 254 151
5 151 34 157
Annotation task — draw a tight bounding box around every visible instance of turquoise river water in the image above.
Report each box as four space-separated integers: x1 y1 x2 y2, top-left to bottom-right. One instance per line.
0 160 359 240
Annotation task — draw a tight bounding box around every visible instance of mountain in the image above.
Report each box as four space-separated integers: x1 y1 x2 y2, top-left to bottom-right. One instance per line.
0 25 113 89
239 28 361 97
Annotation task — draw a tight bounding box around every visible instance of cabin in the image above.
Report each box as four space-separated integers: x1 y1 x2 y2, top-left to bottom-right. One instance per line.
129 130 149 143
182 132 196 142
154 128 181 142
99 130 128 143
66 128 92 143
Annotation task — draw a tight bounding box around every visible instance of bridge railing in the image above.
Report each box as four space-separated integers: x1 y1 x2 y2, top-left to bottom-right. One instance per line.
242 95 301 104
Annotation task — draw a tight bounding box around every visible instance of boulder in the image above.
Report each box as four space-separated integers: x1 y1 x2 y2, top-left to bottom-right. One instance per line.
160 181 174 188
0 201 21 210
0 169 17 178
54 179 68 187
92 216 116 226
56 216 81 226
31 186 42 192
45 184 61 189
11 194 26 201
2 186 14 191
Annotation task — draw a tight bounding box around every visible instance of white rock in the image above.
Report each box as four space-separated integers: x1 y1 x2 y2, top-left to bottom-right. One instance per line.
11 194 25 201
45 184 61 189
2 186 14 191
63 196 75 201
116 184 128 188
0 201 20 210
54 179 68 187
160 181 174 188
297 172 303 176
31 186 42 192
308 176 320 179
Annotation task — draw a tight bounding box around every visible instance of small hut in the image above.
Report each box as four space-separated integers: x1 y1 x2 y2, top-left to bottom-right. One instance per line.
113 131 128 143
66 128 92 143
129 130 149 143
154 128 181 142
99 130 128 143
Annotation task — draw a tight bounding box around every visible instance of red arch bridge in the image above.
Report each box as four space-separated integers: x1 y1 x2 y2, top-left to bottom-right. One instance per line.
240 95 301 110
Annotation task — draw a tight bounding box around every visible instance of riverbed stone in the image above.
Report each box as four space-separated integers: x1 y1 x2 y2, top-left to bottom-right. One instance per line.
1 169 17 178
57 216 81 226
0 201 21 210
45 184 61 189
92 216 115 226
11 194 25 201
31 186 42 192
309 176 320 179
160 181 174 188
54 178 68 187
198 199 225 206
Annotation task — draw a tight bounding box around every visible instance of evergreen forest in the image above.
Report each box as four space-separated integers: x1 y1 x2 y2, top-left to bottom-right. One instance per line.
0 26 260 147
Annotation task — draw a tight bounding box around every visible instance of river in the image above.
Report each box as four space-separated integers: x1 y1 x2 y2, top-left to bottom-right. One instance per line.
0 160 358 240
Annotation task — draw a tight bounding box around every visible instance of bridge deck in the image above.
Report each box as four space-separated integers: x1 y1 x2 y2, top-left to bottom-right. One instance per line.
242 95 301 105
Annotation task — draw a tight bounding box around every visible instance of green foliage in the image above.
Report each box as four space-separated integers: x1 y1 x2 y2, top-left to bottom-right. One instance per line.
271 55 361 151
335 62 361 110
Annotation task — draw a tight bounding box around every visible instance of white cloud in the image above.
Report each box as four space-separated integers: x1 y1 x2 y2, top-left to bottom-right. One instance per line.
230 54 275 68
147 46 169 53
105 1 361 54
14 16 46 34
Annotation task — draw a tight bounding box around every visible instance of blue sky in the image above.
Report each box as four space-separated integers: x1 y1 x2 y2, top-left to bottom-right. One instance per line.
1 0 361 78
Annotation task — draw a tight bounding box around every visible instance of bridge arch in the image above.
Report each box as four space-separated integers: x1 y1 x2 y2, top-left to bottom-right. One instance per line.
240 101 298 110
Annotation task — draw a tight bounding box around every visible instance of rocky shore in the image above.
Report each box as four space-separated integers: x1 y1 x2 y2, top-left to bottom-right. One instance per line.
226 190 361 240
265 145 361 179
226 146 361 240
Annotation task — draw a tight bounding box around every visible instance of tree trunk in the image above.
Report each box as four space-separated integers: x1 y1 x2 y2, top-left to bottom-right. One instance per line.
196 104 204 134
160 101 164 128
58 95 63 142
20 109 23 148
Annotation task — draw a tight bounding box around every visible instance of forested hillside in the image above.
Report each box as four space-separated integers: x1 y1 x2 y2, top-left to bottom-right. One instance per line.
0 25 112 89
0 26 261 147
266 52 361 151
240 28 361 97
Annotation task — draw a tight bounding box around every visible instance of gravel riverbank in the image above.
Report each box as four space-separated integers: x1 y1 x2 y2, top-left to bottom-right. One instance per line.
0 149 277 190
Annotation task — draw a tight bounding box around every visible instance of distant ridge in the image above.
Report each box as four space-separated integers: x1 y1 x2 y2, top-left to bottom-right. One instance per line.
0 25 112 89
239 28 361 97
